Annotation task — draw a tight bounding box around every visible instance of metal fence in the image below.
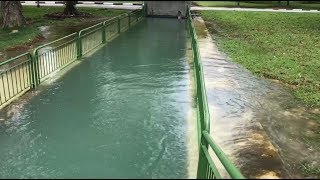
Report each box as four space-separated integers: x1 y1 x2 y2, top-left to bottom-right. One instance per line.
187 7 245 179
120 14 130 32
34 33 78 84
0 53 33 107
0 9 144 109
104 17 119 41
80 23 104 55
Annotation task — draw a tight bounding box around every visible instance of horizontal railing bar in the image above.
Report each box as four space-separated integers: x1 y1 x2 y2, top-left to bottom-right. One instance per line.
0 52 31 66
80 28 102 38
188 6 245 179
201 144 222 179
0 61 31 76
79 22 103 35
38 38 77 56
34 33 78 52
202 131 245 179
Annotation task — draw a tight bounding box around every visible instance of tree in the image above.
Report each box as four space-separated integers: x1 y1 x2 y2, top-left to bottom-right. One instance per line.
64 1 78 16
0 1 26 28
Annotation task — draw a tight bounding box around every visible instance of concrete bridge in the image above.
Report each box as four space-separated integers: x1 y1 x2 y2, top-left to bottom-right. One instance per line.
145 1 191 18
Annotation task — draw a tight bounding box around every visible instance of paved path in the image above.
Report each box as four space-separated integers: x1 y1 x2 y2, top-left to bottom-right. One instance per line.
191 6 320 13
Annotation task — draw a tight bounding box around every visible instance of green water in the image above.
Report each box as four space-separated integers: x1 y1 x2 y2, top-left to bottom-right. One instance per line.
0 18 196 178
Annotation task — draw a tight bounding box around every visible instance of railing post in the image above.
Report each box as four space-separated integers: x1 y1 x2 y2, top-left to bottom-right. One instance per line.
28 54 36 89
77 32 82 59
188 6 212 179
32 50 40 87
102 23 106 43
197 144 209 179
118 17 121 33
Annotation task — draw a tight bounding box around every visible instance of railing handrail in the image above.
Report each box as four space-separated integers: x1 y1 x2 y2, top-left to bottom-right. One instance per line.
187 8 210 133
103 16 119 25
0 52 32 66
79 22 104 35
187 5 245 179
33 32 78 55
203 131 245 179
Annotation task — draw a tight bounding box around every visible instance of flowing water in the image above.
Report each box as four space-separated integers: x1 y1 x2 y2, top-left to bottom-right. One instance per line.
1 13 319 179
194 17 320 178
0 18 199 178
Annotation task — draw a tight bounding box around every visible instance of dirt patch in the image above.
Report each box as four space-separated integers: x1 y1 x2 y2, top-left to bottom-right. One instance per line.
44 11 94 20
4 35 45 52
264 75 299 89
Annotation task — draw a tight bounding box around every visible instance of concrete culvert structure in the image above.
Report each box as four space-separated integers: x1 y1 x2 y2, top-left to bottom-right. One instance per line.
145 1 191 18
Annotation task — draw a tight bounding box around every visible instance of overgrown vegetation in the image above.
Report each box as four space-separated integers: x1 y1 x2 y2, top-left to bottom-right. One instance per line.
200 11 320 107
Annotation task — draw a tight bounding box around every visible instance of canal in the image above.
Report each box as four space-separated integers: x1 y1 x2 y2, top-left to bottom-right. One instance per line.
0 18 198 178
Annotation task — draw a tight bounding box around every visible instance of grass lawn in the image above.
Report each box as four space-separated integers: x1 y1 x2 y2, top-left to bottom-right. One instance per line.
0 6 128 52
200 11 320 107
194 1 320 10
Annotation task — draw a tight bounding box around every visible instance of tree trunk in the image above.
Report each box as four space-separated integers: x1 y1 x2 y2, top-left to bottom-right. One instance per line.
1 1 26 28
64 1 78 16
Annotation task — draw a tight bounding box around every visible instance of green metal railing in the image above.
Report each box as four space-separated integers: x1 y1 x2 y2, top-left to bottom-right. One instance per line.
79 23 104 55
104 17 119 41
33 33 78 84
0 9 144 108
0 53 33 107
119 14 130 32
187 7 245 179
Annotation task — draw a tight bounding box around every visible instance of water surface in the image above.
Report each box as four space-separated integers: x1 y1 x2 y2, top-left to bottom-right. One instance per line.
0 18 198 178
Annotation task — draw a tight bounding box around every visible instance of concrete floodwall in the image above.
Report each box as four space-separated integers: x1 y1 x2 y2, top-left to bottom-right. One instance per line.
145 1 190 18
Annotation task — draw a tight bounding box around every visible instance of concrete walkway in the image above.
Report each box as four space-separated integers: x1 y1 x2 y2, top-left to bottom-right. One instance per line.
191 6 320 13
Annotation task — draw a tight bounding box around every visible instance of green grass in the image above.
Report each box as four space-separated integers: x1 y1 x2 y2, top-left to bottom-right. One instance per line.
0 6 128 51
194 1 320 10
300 162 320 177
200 11 320 107
195 1 273 8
